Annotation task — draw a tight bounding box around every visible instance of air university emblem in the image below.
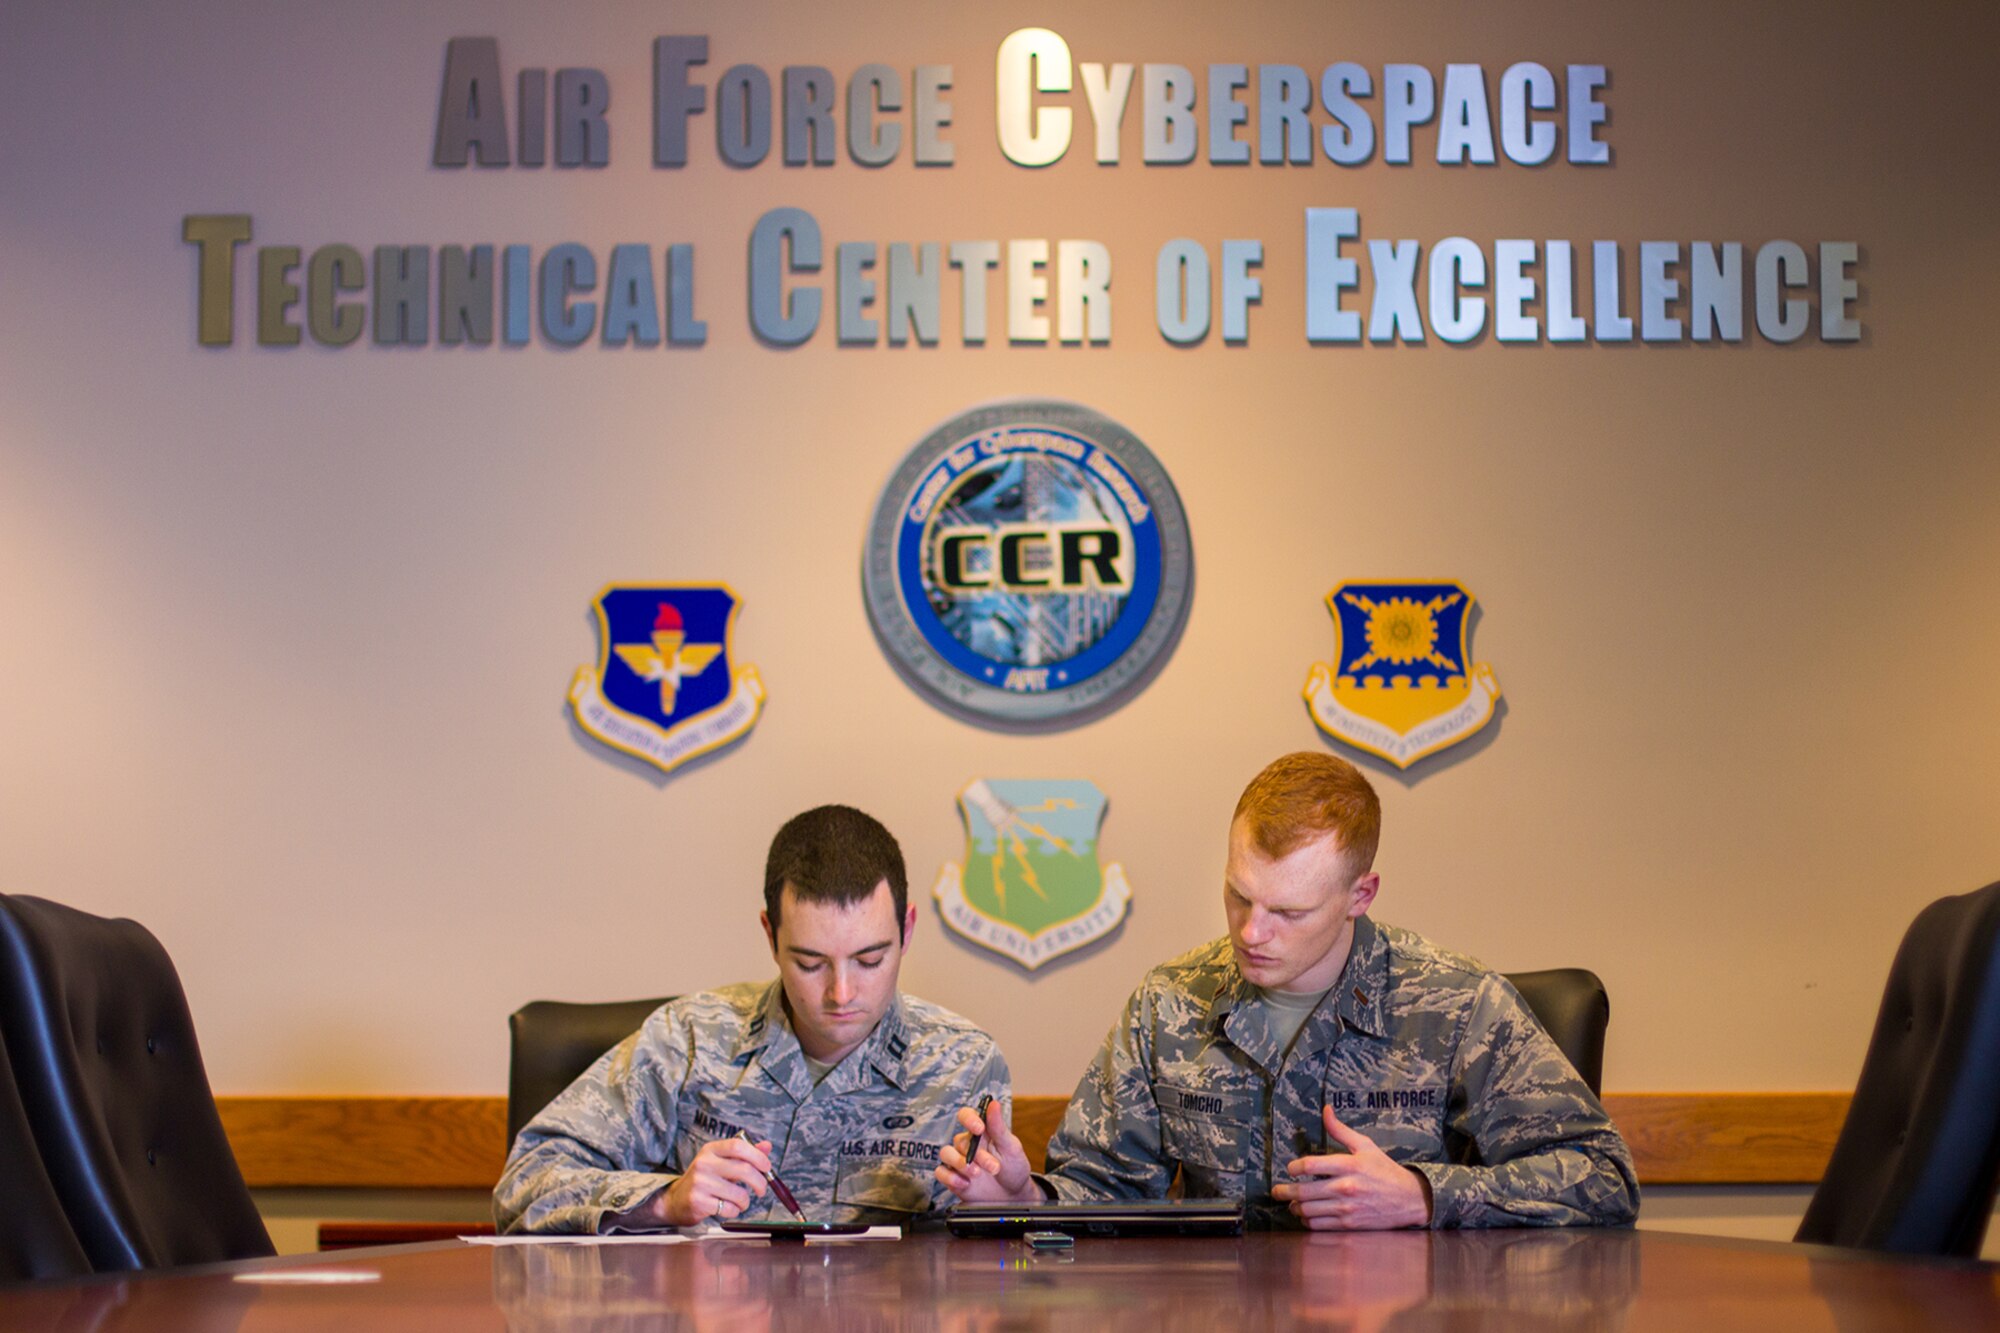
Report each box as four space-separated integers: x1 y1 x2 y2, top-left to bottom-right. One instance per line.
569 585 765 776
933 780 1131 970
1303 581 1501 769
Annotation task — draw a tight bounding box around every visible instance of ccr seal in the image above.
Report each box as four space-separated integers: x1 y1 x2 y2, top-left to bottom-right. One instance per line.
863 401 1193 727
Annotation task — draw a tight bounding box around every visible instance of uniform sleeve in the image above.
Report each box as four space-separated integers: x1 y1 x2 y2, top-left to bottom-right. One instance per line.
1039 983 1174 1201
491 1008 691 1234
1409 974 1641 1229
929 1039 1016 1212
969 1042 1013 1131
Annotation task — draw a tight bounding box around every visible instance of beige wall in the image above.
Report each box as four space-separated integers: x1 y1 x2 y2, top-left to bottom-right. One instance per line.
3 1 1998 1116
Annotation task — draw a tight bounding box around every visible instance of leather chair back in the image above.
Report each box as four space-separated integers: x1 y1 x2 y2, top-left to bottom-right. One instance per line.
1795 881 2000 1257
507 997 673 1147
0 1023 91 1285
1503 968 1610 1097
0 894 273 1272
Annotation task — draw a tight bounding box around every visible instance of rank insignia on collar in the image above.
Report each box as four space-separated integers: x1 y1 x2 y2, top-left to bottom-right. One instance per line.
1303 581 1501 770
568 584 765 777
932 779 1131 971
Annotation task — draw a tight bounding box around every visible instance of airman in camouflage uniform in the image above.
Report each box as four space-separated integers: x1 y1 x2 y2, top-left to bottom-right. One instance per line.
495 980 1008 1233
497 803 1011 1234
1039 918 1640 1229
940 753 1640 1231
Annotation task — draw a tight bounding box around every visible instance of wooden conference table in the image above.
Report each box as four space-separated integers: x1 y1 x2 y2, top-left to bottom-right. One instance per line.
3 1228 1996 1330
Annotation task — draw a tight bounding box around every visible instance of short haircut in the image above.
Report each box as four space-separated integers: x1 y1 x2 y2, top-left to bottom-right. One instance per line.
763 805 909 933
1232 752 1382 871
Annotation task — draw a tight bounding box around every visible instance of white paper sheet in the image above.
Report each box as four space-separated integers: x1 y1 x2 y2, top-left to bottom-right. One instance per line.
466 1225 903 1246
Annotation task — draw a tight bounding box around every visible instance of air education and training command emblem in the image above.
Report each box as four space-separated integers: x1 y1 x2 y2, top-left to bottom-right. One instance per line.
862 400 1193 729
1303 581 1501 769
933 780 1131 971
568 585 765 777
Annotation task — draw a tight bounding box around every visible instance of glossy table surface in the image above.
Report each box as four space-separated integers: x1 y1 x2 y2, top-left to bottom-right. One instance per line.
4 1228 1996 1330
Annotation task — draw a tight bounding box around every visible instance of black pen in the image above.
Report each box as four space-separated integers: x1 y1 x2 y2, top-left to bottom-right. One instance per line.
737 1130 807 1221
964 1093 995 1166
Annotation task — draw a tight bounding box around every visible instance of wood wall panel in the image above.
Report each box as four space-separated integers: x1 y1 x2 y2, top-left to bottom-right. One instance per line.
219 1096 509 1189
219 1092 1849 1190
1601 1092 1849 1185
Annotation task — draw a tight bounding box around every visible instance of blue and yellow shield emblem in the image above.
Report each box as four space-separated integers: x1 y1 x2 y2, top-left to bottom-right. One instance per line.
932 779 1131 970
1303 581 1500 769
568 584 765 776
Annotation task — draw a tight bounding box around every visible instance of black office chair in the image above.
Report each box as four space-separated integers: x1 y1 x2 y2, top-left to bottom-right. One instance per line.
1795 880 2000 1257
1503 969 1610 1097
506 997 673 1147
0 894 274 1272
0 1024 92 1284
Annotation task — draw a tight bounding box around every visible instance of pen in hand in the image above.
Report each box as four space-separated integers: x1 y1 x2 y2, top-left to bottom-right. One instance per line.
964 1093 995 1168
737 1131 808 1221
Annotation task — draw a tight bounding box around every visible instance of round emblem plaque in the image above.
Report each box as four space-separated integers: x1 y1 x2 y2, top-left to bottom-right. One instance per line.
862 400 1193 728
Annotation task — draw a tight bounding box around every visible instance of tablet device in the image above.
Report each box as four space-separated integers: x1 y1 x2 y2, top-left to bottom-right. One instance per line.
946 1199 1246 1239
717 1220 873 1239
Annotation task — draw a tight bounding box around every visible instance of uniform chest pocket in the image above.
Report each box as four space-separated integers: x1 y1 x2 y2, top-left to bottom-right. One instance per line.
669 1102 754 1173
1333 1085 1448 1158
668 1127 708 1175
1156 1083 1256 1173
833 1157 935 1214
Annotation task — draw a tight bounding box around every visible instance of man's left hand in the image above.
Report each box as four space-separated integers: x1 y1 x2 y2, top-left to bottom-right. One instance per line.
1272 1106 1432 1230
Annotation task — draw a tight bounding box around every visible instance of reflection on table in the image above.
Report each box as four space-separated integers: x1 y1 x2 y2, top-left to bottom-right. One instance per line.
487 1227 1644 1332
2 1227 1994 1332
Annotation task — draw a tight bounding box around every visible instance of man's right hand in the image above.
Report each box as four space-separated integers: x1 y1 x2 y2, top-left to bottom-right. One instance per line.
936 1100 1041 1203
653 1136 773 1226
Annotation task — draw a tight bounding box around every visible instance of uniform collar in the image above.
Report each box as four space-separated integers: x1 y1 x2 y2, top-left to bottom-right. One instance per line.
1212 916 1390 1065
1331 915 1389 1040
738 981 911 1098
860 993 911 1090
1209 950 1255 1034
739 979 791 1059
1215 971 1282 1077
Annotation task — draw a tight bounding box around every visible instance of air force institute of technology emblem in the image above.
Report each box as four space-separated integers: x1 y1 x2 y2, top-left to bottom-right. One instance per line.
569 585 765 777
1303 581 1501 769
933 780 1131 971
863 401 1193 728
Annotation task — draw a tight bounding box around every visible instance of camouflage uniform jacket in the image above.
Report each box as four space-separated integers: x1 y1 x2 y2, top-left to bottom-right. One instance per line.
1041 919 1640 1229
494 982 1010 1233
